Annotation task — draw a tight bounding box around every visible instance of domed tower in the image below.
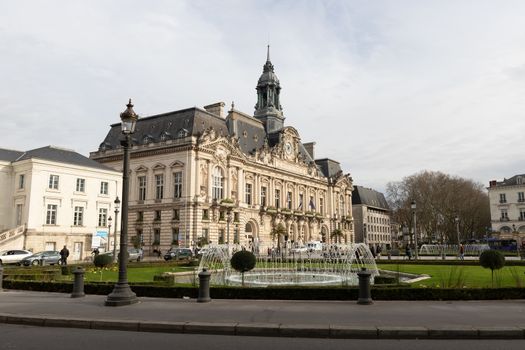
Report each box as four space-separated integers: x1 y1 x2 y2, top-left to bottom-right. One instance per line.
254 46 284 133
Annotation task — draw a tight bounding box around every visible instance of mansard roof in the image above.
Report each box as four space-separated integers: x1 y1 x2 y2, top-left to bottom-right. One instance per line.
315 158 342 178
13 146 115 171
493 174 525 187
352 185 390 211
0 148 24 162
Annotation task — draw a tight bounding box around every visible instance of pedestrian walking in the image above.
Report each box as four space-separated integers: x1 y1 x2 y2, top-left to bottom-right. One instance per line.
459 244 465 260
60 245 70 265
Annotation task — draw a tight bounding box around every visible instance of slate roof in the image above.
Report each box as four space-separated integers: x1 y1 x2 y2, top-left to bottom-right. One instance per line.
352 185 390 210
0 148 24 162
315 158 342 178
494 174 525 187
12 146 115 171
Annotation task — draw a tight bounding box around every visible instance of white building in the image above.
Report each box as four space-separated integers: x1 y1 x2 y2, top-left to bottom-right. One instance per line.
0 146 122 261
352 186 391 251
488 175 525 246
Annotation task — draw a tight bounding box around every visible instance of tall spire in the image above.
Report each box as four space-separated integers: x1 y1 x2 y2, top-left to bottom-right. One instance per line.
267 44 270 62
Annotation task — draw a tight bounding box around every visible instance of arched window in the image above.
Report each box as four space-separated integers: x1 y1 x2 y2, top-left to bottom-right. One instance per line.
212 167 224 200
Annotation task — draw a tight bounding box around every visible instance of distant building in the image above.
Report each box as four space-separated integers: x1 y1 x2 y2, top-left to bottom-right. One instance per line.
488 175 525 246
352 185 391 250
0 146 121 260
90 50 355 254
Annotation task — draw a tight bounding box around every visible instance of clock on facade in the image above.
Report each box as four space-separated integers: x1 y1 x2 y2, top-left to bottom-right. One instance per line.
284 141 293 155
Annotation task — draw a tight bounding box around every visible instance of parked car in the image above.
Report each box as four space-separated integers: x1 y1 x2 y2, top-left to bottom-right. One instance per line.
98 248 143 262
164 248 194 261
19 251 62 266
290 245 307 253
0 249 33 265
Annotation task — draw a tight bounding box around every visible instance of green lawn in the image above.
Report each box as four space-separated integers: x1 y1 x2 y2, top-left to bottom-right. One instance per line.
377 263 525 288
79 265 196 283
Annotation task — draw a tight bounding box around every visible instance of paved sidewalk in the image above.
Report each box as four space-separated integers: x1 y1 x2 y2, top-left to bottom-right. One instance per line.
1 290 525 339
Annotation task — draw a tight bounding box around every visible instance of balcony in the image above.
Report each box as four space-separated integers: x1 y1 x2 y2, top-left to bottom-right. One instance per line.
499 217 510 222
499 200 507 204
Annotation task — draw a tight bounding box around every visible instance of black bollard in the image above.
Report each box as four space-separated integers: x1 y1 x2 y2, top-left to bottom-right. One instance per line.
71 266 85 298
197 268 211 303
357 267 373 305
0 264 3 292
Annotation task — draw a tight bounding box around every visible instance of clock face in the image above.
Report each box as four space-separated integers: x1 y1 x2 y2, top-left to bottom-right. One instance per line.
285 142 293 155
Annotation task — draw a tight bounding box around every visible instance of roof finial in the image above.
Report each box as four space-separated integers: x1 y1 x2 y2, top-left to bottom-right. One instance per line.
231 101 235 110
266 44 270 62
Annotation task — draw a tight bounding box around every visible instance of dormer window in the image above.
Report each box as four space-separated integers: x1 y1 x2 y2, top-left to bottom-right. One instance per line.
177 129 188 138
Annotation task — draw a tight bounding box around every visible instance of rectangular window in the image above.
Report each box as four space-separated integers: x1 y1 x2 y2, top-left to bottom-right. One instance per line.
202 209 209 220
137 211 144 221
76 178 85 192
73 206 84 226
172 209 180 220
245 183 252 205
173 172 183 198
518 192 525 202
48 175 59 190
138 176 147 201
18 174 25 190
155 174 164 200
154 210 161 221
153 228 160 245
261 186 267 207
500 193 507 203
287 191 292 209
275 189 280 208
46 204 57 225
15 204 23 226
172 228 179 245
100 181 109 195
218 229 225 244
298 193 304 210
202 228 209 242
520 209 525 220
98 208 108 227
320 198 324 214
309 196 315 211
234 228 240 244
501 209 508 220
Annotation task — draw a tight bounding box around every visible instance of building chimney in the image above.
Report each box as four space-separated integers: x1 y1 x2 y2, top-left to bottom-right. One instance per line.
204 102 226 118
489 180 497 187
303 142 316 159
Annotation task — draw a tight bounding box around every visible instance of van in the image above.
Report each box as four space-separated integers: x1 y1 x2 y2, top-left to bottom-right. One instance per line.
306 241 322 252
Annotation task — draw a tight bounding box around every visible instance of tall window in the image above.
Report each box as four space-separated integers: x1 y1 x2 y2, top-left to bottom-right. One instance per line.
172 209 180 220
46 204 57 225
155 174 164 200
73 206 84 226
212 167 224 200
153 229 160 245
339 195 344 216
15 204 23 225
501 209 508 220
319 197 324 214
518 192 525 202
173 171 183 198
308 196 315 211
287 191 292 209
172 228 179 245
275 189 280 208
500 193 507 203
76 178 86 192
154 210 161 221
245 183 252 205
520 209 525 220
138 176 146 201
100 181 109 195
48 175 59 190
298 193 304 210
202 228 209 242
18 174 25 189
98 208 108 227
260 186 267 207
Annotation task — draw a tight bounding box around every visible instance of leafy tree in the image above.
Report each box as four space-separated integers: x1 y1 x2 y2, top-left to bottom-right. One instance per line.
479 250 505 287
270 223 287 251
230 250 256 286
330 229 344 243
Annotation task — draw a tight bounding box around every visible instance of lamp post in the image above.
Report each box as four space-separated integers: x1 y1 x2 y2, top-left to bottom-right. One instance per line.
107 216 112 253
411 200 418 260
455 215 460 245
113 197 120 263
105 99 138 307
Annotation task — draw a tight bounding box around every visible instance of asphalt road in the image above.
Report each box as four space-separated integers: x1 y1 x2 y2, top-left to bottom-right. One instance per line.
1 324 524 350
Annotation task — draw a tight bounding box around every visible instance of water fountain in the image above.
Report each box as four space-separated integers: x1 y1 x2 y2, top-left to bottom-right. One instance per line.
197 242 379 287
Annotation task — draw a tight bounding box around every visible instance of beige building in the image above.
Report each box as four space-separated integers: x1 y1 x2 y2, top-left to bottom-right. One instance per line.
488 175 525 246
0 146 121 260
352 186 391 251
90 52 354 254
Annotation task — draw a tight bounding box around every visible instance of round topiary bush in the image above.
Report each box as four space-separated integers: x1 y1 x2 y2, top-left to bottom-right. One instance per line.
230 250 256 286
94 253 113 268
479 250 505 287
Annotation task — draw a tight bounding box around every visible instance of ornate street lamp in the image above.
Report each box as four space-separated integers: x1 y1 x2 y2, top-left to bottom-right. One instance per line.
411 200 418 260
113 196 120 263
106 99 139 307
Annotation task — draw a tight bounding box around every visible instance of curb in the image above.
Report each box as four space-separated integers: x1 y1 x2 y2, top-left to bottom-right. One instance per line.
0 314 524 339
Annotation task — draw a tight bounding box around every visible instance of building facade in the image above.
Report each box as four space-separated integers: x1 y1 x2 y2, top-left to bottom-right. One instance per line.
90 53 354 254
351 185 391 251
0 146 121 260
488 175 525 246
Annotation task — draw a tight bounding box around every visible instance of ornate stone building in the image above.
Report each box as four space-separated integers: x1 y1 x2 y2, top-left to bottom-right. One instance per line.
90 51 354 254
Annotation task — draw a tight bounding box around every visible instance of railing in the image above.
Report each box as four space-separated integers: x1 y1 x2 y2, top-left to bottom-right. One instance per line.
0 225 25 244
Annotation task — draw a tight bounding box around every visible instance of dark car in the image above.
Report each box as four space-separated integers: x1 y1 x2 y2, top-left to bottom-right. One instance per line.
164 248 194 261
20 251 62 266
99 248 143 262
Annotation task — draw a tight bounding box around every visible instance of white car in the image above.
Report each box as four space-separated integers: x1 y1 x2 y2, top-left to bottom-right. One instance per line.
290 246 308 253
0 249 33 265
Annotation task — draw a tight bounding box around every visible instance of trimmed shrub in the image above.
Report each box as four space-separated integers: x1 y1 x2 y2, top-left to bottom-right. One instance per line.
230 250 256 286
94 254 113 268
479 250 505 287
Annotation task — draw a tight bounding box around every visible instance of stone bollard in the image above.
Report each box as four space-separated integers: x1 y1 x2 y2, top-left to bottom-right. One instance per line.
357 267 373 305
197 268 211 303
0 264 3 292
71 266 85 298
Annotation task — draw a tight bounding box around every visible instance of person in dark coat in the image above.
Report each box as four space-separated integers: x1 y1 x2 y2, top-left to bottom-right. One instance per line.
60 245 70 265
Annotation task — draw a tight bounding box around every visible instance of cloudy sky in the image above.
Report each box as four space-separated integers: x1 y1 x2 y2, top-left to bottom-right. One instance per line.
1 0 524 192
